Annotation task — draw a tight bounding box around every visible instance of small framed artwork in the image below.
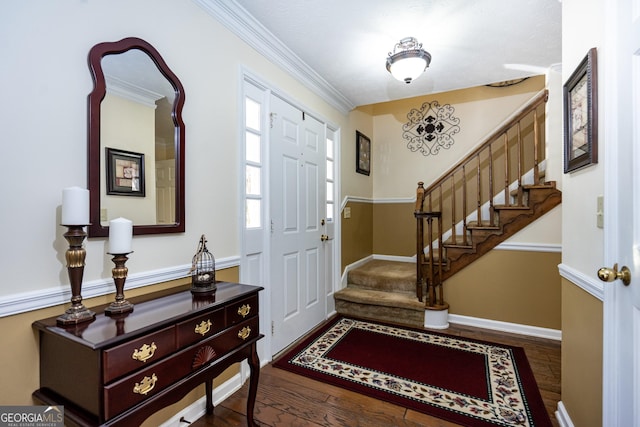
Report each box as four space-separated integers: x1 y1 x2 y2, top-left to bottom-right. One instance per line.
106 148 145 196
563 47 598 173
356 130 371 176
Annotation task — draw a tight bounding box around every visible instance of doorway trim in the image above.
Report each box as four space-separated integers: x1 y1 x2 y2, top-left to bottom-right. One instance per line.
239 67 341 363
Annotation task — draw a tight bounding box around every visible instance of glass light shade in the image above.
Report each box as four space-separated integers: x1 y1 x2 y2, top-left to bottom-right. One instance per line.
388 54 429 84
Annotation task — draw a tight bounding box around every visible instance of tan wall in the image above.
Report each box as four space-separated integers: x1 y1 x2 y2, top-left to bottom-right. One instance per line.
372 202 415 257
101 93 157 225
445 250 561 329
341 202 373 269
0 267 239 424
560 278 603 426
353 200 562 330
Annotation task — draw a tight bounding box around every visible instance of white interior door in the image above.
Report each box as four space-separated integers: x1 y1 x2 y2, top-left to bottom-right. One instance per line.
603 0 640 425
270 95 326 355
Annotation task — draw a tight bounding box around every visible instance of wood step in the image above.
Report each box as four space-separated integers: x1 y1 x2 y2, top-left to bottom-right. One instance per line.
442 236 473 249
493 204 531 210
510 179 555 197
466 221 501 230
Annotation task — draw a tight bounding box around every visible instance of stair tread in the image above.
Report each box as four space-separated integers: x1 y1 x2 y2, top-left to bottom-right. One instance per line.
335 287 424 310
522 183 557 190
419 256 448 264
443 238 473 247
493 204 531 210
467 221 501 229
347 260 415 292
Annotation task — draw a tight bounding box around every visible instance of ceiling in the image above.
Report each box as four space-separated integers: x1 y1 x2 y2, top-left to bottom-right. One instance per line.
227 0 562 109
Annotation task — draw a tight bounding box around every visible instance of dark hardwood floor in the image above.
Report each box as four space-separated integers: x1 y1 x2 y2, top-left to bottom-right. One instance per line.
191 322 561 427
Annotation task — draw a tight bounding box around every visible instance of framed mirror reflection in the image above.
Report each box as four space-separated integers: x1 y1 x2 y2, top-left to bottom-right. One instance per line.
87 37 185 237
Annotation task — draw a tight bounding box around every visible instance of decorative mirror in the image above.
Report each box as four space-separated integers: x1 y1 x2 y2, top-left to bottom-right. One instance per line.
87 37 185 237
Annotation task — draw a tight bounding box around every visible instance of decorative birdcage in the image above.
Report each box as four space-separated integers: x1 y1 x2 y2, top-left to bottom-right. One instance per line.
190 235 216 295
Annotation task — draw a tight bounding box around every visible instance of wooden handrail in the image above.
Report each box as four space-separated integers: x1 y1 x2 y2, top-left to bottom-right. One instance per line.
421 89 548 196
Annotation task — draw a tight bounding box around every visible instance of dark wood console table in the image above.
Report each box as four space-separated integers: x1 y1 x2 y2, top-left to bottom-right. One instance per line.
33 282 264 427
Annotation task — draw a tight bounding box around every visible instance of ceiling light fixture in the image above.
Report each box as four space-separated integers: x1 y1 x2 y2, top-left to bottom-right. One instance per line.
386 37 431 84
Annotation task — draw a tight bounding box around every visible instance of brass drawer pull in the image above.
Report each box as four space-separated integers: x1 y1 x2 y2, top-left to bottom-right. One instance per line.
194 319 212 336
132 342 157 363
237 304 251 318
133 373 157 396
238 326 251 340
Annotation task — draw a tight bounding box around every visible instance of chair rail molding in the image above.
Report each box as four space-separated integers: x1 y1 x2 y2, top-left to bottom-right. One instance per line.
558 262 604 301
0 256 241 318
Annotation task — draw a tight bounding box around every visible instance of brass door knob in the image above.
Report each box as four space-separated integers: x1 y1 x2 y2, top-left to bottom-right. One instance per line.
321 234 330 242
597 263 631 286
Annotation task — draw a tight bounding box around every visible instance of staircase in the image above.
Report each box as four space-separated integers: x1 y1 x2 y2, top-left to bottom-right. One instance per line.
335 89 561 327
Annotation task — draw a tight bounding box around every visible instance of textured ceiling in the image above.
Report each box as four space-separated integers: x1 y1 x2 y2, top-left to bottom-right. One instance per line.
232 0 562 107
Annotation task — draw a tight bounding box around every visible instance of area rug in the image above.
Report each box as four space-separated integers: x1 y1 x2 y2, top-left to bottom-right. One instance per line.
273 317 552 427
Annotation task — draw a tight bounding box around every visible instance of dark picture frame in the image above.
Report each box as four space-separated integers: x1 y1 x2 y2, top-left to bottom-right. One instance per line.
106 147 145 196
356 130 371 176
563 47 598 173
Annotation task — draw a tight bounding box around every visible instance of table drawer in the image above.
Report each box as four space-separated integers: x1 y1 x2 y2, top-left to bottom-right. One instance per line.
104 345 193 419
103 326 176 383
176 308 225 349
103 317 259 419
213 316 260 356
227 294 258 325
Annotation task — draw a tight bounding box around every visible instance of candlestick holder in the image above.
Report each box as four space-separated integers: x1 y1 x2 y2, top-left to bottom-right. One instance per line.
57 225 96 326
105 252 134 315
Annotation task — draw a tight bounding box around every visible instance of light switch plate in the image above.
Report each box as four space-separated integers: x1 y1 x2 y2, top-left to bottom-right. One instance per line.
343 207 351 219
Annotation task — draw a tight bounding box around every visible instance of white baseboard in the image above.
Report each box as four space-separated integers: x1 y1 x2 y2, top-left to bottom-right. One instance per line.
340 256 562 341
448 314 562 341
555 401 575 427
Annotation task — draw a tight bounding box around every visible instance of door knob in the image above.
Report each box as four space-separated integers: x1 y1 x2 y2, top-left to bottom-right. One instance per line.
597 263 631 286
321 234 330 242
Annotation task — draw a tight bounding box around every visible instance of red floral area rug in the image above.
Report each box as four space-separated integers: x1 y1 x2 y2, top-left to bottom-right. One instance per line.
273 317 552 427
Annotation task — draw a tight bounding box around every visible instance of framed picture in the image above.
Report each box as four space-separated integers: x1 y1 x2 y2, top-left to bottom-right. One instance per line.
563 47 598 173
106 148 145 196
356 130 371 176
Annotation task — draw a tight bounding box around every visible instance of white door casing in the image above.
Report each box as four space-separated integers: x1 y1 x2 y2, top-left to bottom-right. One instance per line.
602 0 640 425
269 94 327 355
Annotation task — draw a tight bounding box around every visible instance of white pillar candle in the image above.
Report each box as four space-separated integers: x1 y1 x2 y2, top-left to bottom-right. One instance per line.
108 217 133 254
61 187 89 225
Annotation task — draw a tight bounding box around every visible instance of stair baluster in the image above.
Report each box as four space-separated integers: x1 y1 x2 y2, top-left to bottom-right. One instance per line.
414 89 559 300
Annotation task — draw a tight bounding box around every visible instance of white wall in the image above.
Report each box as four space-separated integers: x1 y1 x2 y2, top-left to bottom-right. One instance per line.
561 0 605 275
0 0 348 300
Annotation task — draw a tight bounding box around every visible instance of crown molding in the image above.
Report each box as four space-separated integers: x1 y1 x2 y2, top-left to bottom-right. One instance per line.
106 75 164 108
192 0 354 114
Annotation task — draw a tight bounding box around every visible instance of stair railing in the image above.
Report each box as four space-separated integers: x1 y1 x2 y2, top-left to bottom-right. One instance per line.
415 89 549 305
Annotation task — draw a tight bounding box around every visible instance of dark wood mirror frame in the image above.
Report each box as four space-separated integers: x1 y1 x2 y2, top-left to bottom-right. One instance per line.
87 37 185 237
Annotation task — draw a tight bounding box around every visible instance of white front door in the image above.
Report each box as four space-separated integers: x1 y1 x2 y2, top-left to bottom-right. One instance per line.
602 0 640 425
270 94 327 355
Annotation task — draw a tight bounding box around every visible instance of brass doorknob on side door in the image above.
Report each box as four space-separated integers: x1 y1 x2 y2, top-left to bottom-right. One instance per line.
321 234 330 242
597 263 631 286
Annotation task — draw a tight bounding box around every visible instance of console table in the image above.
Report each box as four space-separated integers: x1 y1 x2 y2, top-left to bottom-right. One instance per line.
33 282 264 427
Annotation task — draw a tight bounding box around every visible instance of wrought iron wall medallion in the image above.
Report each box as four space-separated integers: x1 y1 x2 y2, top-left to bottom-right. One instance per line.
402 101 460 156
